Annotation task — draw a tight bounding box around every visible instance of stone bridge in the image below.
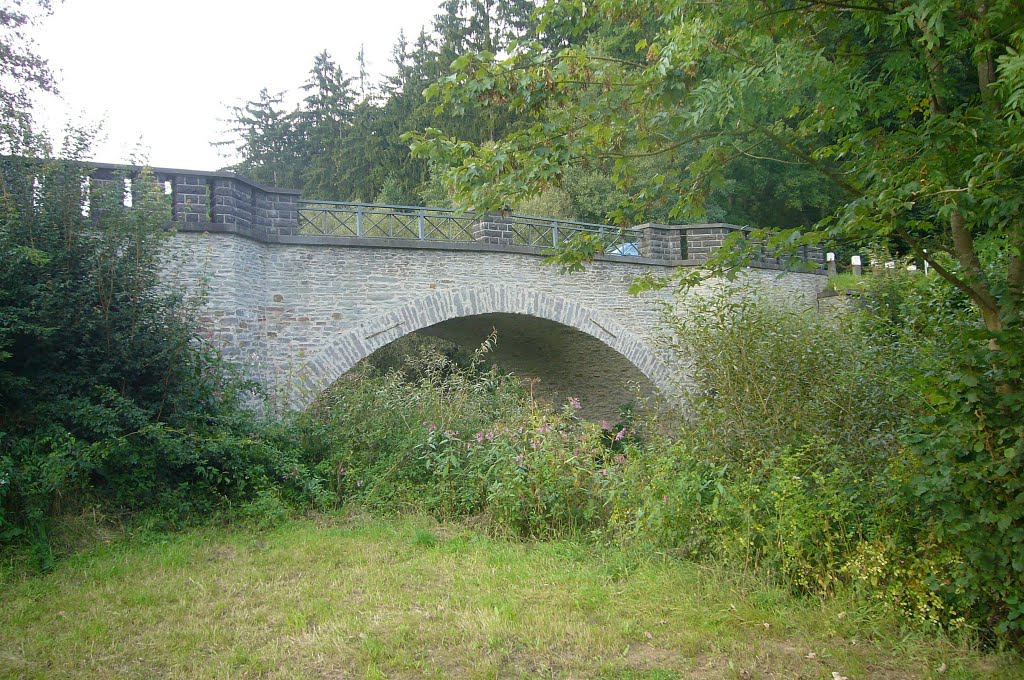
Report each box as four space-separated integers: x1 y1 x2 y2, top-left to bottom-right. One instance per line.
92 164 827 418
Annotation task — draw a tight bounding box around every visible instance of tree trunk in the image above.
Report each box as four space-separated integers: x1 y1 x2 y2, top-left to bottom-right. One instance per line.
976 2 997 97
950 207 1002 332
1009 219 1024 311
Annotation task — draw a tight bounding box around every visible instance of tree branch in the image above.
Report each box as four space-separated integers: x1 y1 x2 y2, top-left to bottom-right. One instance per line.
595 129 744 159
898 225 1001 328
760 127 863 196
1008 219 1024 309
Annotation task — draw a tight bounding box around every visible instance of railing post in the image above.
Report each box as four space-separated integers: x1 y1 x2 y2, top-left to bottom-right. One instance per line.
553 222 559 247
356 205 363 237
418 209 426 240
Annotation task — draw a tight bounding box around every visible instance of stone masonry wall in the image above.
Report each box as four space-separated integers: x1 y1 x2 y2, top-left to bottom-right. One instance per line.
88 163 302 241
638 223 826 266
73 162 829 412
164 231 828 410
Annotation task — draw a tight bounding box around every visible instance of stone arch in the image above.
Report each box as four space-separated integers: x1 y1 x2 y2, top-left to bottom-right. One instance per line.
293 284 676 409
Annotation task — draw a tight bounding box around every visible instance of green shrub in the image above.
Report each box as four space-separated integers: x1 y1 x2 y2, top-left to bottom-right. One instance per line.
608 436 901 591
0 153 330 562
854 269 1024 639
238 488 292 530
485 408 617 538
296 343 529 517
603 284 971 626
665 284 911 463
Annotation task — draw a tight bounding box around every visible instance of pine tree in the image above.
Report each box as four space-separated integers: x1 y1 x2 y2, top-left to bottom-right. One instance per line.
215 89 301 188
296 51 356 199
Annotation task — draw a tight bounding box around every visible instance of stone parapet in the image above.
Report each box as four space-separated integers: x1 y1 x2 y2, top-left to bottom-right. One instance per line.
89 163 302 240
636 223 824 267
83 162 821 270
471 215 517 245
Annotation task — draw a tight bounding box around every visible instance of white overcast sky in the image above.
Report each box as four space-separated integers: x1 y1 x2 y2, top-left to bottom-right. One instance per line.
29 0 441 171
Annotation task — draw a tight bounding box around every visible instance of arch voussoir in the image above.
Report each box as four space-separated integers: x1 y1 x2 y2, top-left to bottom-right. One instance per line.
291 284 676 409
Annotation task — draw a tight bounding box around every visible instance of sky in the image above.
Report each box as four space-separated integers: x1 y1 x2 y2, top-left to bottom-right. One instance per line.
28 0 441 171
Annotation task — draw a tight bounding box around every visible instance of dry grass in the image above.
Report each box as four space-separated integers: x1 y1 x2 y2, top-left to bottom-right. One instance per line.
0 514 1019 679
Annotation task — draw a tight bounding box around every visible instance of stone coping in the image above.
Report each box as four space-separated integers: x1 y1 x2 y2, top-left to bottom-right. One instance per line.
636 222 754 232
90 162 303 196
176 222 825 274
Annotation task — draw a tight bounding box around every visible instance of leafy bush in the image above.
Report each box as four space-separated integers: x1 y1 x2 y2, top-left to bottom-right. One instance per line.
852 269 1024 639
0 153 328 563
633 273 1024 642
666 283 910 462
484 404 621 538
297 345 634 538
609 437 899 593
295 342 528 517
602 282 987 633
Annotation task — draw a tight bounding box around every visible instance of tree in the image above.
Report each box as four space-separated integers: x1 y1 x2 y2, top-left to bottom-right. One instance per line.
296 51 356 199
214 1 547 203
214 88 302 188
1 2 329 565
409 0 1024 333
0 0 56 153
406 1 1024 637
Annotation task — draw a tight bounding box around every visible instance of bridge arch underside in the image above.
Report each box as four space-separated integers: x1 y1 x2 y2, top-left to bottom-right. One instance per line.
382 313 656 420
296 286 679 420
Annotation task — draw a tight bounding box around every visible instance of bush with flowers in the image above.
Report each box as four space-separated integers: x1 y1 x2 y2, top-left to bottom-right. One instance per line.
482 400 626 537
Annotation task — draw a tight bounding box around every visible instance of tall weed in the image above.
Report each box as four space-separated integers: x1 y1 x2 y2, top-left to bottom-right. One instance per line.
665 284 910 461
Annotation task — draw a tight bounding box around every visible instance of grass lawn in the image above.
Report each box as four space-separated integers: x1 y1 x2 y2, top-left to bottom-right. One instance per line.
0 514 1020 679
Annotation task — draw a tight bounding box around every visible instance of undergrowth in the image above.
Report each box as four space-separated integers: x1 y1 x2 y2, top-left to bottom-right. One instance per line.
3 163 1021 649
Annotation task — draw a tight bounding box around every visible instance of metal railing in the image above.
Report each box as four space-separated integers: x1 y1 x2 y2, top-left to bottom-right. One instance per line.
298 201 477 240
297 200 639 252
486 212 638 252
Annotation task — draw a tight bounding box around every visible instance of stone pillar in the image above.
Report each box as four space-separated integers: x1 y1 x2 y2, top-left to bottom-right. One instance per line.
211 177 254 236
805 245 826 265
253 182 300 238
636 224 686 260
637 223 736 262
682 225 732 262
173 174 210 224
472 214 517 246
